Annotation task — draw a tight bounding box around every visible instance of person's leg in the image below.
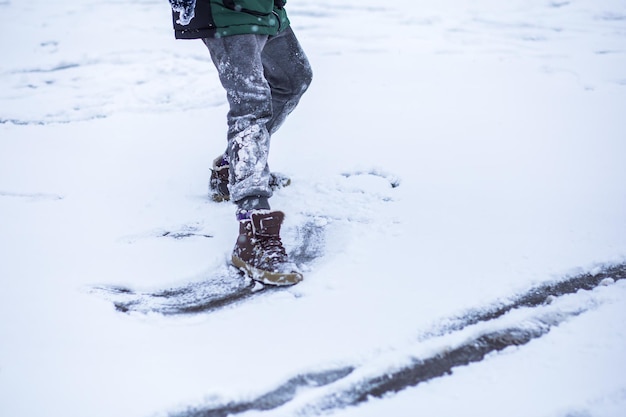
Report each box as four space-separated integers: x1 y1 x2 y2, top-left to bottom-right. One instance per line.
206 28 311 203
202 34 273 208
202 34 301 284
262 27 313 136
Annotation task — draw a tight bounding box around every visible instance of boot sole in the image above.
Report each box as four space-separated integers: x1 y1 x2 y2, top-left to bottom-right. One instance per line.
232 255 303 286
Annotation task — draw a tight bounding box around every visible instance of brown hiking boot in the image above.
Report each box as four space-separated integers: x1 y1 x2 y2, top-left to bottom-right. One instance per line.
209 155 231 202
231 210 303 286
209 155 291 203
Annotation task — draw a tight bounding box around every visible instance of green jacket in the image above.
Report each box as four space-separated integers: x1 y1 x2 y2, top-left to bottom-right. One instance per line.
172 0 290 39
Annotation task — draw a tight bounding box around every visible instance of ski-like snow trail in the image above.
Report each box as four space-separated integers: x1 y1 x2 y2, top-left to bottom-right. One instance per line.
87 215 328 315
166 263 626 417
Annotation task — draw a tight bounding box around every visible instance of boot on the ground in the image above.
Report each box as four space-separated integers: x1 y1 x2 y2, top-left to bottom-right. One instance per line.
232 210 303 286
209 155 231 202
209 155 291 202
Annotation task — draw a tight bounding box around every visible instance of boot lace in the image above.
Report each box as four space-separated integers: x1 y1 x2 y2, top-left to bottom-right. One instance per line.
256 234 288 266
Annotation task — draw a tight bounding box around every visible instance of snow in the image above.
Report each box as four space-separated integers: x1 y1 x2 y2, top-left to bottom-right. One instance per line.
1 0 626 416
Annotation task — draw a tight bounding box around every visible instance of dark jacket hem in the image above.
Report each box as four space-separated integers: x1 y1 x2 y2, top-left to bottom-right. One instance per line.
175 28 217 39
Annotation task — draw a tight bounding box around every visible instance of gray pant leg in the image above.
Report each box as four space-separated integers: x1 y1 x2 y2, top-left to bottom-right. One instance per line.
203 34 273 203
262 27 313 135
203 29 312 206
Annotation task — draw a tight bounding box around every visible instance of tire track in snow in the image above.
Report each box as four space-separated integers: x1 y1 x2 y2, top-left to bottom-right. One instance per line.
173 367 356 417
168 263 626 417
419 263 626 340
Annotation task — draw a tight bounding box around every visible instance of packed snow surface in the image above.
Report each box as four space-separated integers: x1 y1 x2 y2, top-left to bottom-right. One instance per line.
1 1 625 417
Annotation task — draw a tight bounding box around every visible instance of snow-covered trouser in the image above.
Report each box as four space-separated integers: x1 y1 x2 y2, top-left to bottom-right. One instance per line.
202 27 312 206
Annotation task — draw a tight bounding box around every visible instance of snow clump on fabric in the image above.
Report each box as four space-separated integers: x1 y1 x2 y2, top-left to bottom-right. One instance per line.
169 0 196 25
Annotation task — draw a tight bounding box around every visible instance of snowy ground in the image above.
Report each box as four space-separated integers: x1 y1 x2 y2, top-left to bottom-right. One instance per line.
1 0 626 416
